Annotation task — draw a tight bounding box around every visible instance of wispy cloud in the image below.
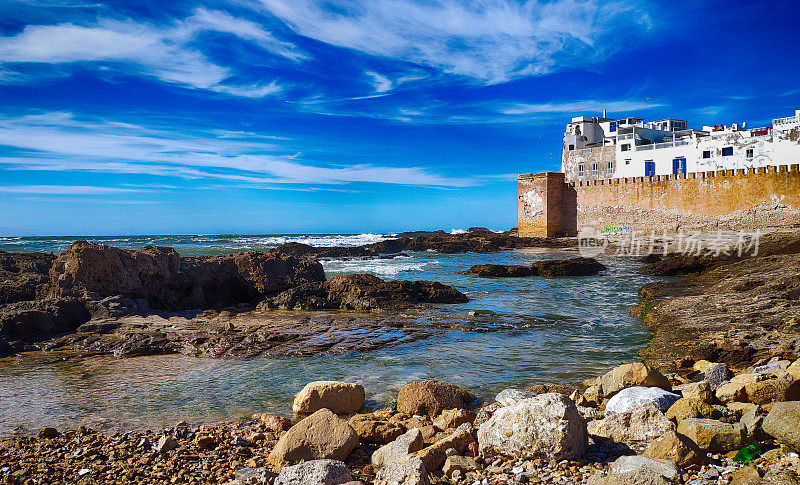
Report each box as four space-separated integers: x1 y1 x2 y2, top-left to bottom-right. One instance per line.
0 185 144 194
365 71 393 93
0 8 300 96
499 99 665 116
0 112 477 187
258 0 654 84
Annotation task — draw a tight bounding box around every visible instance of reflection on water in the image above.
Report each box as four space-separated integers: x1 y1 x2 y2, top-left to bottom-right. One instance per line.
0 245 656 436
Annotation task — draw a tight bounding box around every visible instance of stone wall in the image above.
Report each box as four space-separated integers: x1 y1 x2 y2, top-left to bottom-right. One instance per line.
518 165 800 236
576 165 800 232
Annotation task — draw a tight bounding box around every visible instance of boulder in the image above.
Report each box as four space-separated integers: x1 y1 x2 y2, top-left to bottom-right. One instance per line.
442 456 478 478
372 428 424 468
605 387 681 416
643 430 706 467
274 460 352 485
740 405 765 441
526 383 574 396
599 363 671 398
269 409 359 465
763 401 800 450
587 402 675 445
586 470 672 485
495 388 537 406
787 359 800 381
705 363 732 389
397 380 475 417
665 398 717 422
292 381 365 415
374 457 428 485
432 409 474 431
478 393 587 461
413 423 475 471
676 418 746 452
609 455 680 481
267 274 468 311
349 414 404 444
716 381 747 404
678 381 713 404
745 376 800 405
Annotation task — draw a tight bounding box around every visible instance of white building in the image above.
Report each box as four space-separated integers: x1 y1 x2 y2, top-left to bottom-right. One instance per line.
560 108 800 183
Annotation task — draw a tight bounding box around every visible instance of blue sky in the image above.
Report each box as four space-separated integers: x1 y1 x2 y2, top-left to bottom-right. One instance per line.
1 0 798 236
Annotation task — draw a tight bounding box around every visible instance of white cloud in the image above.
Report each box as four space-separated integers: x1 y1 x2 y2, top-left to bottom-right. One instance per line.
499 99 665 115
365 71 392 93
0 112 476 187
0 8 299 96
0 185 144 194
258 0 653 84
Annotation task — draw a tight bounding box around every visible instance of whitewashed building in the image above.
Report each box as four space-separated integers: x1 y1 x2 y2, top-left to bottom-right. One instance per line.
560 108 800 183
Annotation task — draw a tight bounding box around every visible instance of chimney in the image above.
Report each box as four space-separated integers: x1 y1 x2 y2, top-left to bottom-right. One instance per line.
602 109 607 118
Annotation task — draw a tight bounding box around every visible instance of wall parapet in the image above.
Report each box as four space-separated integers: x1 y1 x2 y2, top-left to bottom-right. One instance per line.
573 164 800 188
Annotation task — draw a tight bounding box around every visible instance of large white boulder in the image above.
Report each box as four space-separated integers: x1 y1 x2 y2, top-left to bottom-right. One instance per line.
478 393 587 461
605 386 680 416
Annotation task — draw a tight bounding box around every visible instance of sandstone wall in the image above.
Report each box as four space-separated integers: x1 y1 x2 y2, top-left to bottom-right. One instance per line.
518 173 577 237
575 165 800 232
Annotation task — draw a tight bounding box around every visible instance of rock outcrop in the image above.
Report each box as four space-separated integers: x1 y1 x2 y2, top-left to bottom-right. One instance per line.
0 251 54 304
464 257 606 278
263 274 468 311
48 241 326 311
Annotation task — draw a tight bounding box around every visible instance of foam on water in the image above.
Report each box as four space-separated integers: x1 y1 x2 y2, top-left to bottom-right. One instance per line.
322 256 438 277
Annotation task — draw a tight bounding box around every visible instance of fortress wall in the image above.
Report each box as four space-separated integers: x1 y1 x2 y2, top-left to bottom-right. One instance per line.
518 165 800 236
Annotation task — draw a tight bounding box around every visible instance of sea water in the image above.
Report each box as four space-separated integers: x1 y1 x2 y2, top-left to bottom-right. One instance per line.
0 233 656 435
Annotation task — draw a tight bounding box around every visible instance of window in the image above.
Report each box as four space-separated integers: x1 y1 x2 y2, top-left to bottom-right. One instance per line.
746 148 754 158
578 164 585 177
645 160 655 176
673 157 687 175
621 144 630 152
591 162 599 176
722 146 733 156
702 150 711 159
609 121 617 132
568 144 574 151
625 158 631 166
607 161 614 172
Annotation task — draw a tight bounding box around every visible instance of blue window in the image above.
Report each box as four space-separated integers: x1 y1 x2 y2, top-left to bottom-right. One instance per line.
722 146 733 156
645 161 656 176
702 150 711 159
610 121 617 132
673 157 687 174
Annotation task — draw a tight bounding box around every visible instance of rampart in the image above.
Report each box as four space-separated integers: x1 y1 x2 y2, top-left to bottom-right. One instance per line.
518 164 800 235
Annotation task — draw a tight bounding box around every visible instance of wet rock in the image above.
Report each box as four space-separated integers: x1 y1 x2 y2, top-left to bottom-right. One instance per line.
495 388 537 406
587 402 675 445
372 428 424 468
676 418 746 452
48 241 325 310
413 423 474 471
599 362 672 398
374 457 428 485
269 409 359 465
396 380 475 417
464 257 605 278
478 393 587 461
643 430 705 467
349 414 404 444
609 455 680 481
763 401 800 450
432 408 474 431
266 274 468 311
442 455 478 478
605 386 681 416
665 398 717 422
274 459 353 485
292 381 365 415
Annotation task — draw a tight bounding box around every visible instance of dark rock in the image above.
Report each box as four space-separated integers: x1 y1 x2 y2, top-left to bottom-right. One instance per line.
48 241 325 310
705 363 732 389
0 251 55 304
464 258 606 278
265 274 468 311
468 227 492 233
0 297 90 339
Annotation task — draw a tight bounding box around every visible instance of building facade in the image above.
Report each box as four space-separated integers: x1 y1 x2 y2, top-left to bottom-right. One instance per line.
561 108 800 183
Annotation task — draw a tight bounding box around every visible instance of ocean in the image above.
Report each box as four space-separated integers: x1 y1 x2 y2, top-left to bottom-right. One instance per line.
0 233 656 435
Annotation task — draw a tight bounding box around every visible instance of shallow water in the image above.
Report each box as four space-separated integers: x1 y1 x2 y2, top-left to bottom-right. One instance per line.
0 234 656 436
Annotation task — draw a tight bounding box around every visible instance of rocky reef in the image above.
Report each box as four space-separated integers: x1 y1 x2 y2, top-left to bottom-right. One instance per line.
464 257 606 278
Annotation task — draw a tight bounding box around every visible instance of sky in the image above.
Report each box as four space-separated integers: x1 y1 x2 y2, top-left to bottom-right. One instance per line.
0 0 799 236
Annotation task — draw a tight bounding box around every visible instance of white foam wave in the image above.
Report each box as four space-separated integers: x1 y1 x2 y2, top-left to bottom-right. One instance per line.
322 258 438 277
449 228 467 234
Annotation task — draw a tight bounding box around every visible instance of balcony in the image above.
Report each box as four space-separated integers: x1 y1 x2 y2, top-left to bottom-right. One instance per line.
774 115 798 126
